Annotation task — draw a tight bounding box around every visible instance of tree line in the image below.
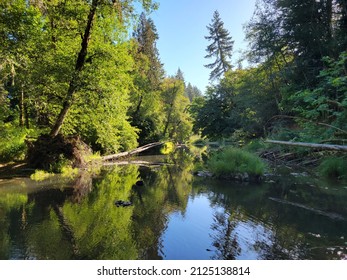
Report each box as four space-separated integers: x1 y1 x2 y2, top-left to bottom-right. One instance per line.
0 0 200 161
193 0 347 145
1 0 346 165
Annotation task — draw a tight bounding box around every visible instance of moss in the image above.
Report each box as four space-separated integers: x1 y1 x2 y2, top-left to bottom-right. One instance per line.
208 147 266 178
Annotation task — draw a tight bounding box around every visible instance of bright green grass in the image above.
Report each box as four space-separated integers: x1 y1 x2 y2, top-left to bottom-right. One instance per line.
208 147 266 177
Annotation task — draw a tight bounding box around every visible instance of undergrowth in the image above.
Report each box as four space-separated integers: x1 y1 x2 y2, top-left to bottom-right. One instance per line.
208 147 266 177
318 157 347 180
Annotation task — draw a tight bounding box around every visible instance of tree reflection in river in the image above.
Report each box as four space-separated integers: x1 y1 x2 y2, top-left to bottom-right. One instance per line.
0 148 346 259
210 210 241 260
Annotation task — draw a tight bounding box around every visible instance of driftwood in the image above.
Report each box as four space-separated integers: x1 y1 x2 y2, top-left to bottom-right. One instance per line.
102 142 164 161
266 140 347 152
103 160 168 167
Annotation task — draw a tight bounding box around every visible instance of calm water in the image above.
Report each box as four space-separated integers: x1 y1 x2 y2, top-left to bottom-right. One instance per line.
0 150 346 260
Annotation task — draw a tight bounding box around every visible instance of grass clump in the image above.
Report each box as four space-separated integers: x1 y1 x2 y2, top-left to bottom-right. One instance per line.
30 170 53 181
208 147 266 177
318 157 347 180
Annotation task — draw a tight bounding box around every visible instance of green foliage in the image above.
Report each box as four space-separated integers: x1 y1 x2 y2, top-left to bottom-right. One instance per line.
318 157 347 180
244 0 347 145
60 166 79 179
243 139 269 153
185 83 202 102
287 52 347 141
48 154 72 174
191 67 279 140
161 77 192 142
208 147 266 177
0 0 160 159
160 142 175 155
129 13 165 145
30 170 53 181
0 123 28 162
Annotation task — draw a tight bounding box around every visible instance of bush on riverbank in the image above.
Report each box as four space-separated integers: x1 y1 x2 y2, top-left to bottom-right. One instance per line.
0 124 28 162
207 147 266 179
318 157 347 180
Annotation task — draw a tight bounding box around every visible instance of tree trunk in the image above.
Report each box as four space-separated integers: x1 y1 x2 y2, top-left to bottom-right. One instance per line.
19 86 25 127
49 0 100 137
102 142 163 161
266 140 347 152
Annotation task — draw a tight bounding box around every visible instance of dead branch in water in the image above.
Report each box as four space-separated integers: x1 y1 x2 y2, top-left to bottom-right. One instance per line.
266 140 347 152
102 142 164 161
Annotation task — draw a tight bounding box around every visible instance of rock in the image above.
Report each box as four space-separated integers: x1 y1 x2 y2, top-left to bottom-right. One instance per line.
115 200 132 207
135 180 144 186
196 171 213 177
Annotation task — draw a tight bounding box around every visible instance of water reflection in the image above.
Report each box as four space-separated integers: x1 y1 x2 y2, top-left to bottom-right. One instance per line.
0 149 346 260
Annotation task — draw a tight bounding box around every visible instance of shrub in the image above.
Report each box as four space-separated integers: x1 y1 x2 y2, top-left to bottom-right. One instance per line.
160 142 175 154
0 123 28 162
244 139 268 153
318 157 347 180
30 170 53 181
208 147 266 177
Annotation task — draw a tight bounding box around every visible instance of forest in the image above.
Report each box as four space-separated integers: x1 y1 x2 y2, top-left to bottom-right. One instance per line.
0 0 347 179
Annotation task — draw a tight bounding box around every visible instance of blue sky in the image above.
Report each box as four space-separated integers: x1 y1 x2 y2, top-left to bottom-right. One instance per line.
149 0 257 92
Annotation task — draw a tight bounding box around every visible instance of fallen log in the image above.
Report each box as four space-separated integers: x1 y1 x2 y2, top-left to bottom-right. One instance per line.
265 140 347 152
102 142 164 161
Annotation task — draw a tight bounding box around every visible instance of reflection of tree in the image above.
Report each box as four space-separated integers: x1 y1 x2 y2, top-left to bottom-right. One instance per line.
69 171 93 204
0 149 195 259
62 165 140 259
0 193 27 259
253 225 307 260
210 210 241 260
131 149 194 259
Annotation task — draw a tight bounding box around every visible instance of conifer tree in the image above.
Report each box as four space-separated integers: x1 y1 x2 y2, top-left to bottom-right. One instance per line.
204 10 234 81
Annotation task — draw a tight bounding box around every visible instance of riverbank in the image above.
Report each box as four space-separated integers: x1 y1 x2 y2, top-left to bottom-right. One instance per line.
0 161 34 179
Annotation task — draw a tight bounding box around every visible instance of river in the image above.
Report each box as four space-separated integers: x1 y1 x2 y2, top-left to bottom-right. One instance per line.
0 149 346 260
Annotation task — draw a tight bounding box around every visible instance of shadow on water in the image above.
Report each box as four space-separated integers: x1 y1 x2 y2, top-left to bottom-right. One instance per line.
0 148 346 259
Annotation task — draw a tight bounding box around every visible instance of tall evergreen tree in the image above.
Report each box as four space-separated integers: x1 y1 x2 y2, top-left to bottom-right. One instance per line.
130 12 164 145
204 10 234 81
175 68 185 82
185 83 202 102
133 12 164 89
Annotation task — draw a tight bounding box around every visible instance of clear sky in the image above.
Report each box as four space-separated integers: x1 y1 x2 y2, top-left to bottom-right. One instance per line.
149 0 257 92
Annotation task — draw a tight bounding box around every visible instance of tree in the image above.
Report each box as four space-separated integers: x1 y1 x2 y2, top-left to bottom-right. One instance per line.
130 12 165 145
204 10 234 81
175 68 185 82
161 77 192 142
0 0 44 127
185 83 202 102
243 0 347 143
190 66 281 140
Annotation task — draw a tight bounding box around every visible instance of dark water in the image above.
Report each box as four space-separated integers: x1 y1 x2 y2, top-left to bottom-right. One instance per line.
0 150 346 260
